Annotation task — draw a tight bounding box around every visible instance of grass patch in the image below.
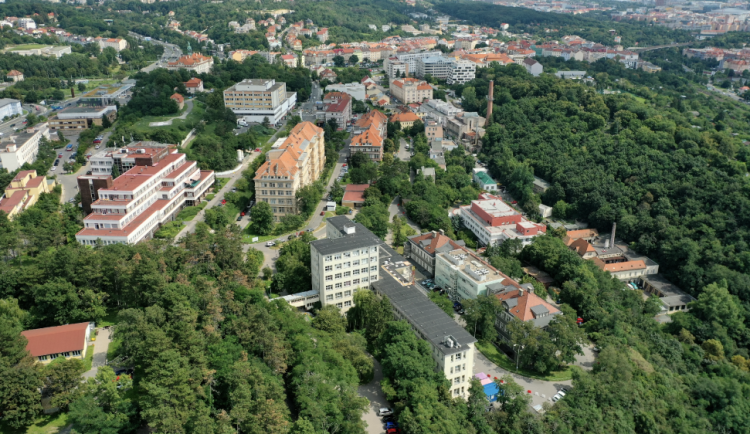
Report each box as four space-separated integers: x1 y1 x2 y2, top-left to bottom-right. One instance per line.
98 309 119 327
132 100 205 138
0 412 70 434
213 177 229 192
107 336 122 362
176 202 207 221
154 221 184 239
7 43 48 51
206 193 215 201
476 340 574 382
82 344 95 372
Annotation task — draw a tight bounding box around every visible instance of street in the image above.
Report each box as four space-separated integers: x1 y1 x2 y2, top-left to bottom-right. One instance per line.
83 327 111 379
128 31 183 73
299 82 323 123
0 103 50 138
359 357 390 434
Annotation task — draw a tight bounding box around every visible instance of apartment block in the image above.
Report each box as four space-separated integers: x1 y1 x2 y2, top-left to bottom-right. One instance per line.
254 122 325 221
390 78 433 104
0 170 56 220
447 60 476 85
322 92 352 127
349 124 383 162
96 37 127 52
404 229 465 276
0 126 48 172
0 98 23 120
310 219 382 313
416 56 455 80
445 112 485 140
223 79 297 125
456 193 546 247
434 247 510 300
75 143 215 245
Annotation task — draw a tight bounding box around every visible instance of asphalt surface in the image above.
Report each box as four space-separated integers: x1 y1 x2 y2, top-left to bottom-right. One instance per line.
0 104 50 138
128 31 183 72
359 357 390 434
83 327 111 379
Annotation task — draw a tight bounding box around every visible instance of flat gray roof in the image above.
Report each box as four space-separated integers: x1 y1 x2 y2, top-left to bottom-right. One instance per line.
373 243 476 355
311 233 379 255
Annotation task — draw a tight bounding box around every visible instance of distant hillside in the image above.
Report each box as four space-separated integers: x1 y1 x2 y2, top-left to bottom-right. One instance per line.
434 1 693 47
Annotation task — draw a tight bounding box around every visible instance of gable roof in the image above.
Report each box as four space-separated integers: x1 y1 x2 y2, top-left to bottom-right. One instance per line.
184 77 203 87
408 231 464 255
7 69 23 77
350 124 383 147
21 322 89 357
568 237 596 256
343 184 369 204
390 112 420 123
254 121 323 180
170 93 184 103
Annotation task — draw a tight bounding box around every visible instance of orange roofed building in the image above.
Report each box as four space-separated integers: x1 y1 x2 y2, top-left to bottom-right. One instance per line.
494 285 561 345
76 143 215 245
349 124 383 162
255 122 325 221
0 170 56 220
354 110 388 138
167 53 214 74
389 111 420 129
390 77 433 104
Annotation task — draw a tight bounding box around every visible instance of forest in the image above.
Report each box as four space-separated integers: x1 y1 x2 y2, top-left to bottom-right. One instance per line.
434 1 693 48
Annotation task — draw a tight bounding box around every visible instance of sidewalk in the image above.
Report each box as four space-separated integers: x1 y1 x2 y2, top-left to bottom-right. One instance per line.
83 328 110 379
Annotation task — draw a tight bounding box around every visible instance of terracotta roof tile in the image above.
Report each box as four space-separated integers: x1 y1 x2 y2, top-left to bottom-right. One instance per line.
21 322 89 357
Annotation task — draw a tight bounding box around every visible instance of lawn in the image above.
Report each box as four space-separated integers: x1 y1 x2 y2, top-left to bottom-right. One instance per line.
0 412 70 434
132 100 205 138
7 43 47 51
82 344 95 372
206 193 215 201
475 340 575 382
214 177 229 192
176 202 207 221
98 309 120 327
154 221 184 239
107 335 122 361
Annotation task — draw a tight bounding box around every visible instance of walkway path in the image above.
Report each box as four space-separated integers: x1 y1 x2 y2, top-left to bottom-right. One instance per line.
358 356 389 434
148 100 194 126
83 328 111 379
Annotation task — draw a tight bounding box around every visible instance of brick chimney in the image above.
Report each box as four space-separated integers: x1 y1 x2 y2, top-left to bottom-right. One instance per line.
486 80 494 125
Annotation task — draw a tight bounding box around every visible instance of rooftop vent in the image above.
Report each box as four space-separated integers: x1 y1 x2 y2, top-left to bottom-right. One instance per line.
344 225 356 235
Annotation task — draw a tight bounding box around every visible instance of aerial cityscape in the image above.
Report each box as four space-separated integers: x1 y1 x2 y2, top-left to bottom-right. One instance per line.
0 0 749 433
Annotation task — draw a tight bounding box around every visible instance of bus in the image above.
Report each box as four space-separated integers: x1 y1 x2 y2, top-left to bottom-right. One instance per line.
65 144 73 151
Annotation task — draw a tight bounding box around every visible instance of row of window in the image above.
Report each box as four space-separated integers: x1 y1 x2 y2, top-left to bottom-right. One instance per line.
449 364 467 374
453 375 466 384
335 301 352 308
324 258 369 271
324 275 375 290
260 190 293 196
453 387 465 396
324 248 377 261
38 350 82 361
325 266 378 281
261 182 292 188
325 290 352 301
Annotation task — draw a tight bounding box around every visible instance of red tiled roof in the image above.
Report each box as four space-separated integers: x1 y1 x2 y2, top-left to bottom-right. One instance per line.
409 231 463 255
185 77 202 88
342 184 369 204
171 93 184 103
390 112 419 123
495 290 559 322
21 322 89 357
7 69 23 77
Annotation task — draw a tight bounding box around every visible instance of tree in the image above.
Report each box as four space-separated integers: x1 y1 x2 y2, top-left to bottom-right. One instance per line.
333 55 346 68
296 183 323 217
204 208 230 230
312 305 347 334
250 202 275 235
30 278 106 327
349 55 359 65
78 83 87 92
330 180 344 203
262 116 270 128
428 291 454 316
0 361 44 429
43 358 85 410
354 202 389 239
101 114 112 129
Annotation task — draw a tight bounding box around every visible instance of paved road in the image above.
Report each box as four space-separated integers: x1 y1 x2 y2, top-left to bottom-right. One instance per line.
0 104 50 137
83 328 111 379
128 31 182 72
359 357 390 434
397 137 411 161
299 81 322 123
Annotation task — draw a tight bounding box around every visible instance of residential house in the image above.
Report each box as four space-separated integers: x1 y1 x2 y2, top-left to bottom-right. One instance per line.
184 77 204 94
390 77 433 104
353 110 388 137
494 285 562 347
281 54 298 68
349 124 383 161
171 93 184 110
425 121 443 140
167 53 214 74
404 229 465 276
0 126 48 172
523 58 543 76
6 69 23 82
320 68 338 81
323 92 353 127
389 111 420 129
472 168 497 192
0 170 56 220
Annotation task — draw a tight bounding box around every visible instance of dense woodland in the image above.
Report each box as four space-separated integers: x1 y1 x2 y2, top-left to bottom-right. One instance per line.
435 1 693 48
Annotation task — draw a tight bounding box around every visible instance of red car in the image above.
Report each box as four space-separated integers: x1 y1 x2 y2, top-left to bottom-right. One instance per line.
320 211 325 216
342 163 347 167
511 200 518 204
255 148 261 152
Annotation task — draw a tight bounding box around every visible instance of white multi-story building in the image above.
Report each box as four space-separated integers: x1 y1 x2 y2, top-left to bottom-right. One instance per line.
391 50 442 73
310 217 382 313
16 18 36 30
416 56 455 80
447 60 476 85
223 79 297 125
75 144 214 245
386 59 407 79
324 83 366 101
166 53 214 74
434 247 510 300
97 38 128 52
0 126 49 172
456 193 547 247
0 98 22 120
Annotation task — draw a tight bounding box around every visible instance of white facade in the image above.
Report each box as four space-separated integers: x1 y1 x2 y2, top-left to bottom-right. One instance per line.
17 18 36 30
310 235 380 314
76 150 214 245
447 60 476 85
0 99 22 120
434 248 507 300
324 83 366 101
0 128 47 172
224 79 297 125
416 56 455 80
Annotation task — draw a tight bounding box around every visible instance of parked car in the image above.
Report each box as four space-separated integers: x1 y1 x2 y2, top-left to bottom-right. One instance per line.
386 422 399 429
378 408 393 417
266 241 275 247
288 234 297 240
50 166 56 171
320 211 325 216
236 215 243 221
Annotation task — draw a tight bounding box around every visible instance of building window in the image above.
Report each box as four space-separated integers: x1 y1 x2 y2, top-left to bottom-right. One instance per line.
352 278 359 285
335 283 342 289
361 268 368 273
344 271 351 277
334 254 342 260
336 303 343 308
335 273 342 279
326 275 333 281
326 285 333 290
343 262 351 268
325 256 332 262
326 295 333 301
370 266 377 271
344 301 352 307
336 263 342 270
325 265 332 271
336 292 343 299
454 377 461 384
344 290 352 297
362 276 369 282
344 281 351 287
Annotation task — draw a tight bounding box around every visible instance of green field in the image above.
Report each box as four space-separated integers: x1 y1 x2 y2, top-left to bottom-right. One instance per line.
132 100 205 139
475 341 575 382
7 43 47 51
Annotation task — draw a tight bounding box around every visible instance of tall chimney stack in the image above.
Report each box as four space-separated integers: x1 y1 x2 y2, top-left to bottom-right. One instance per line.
486 80 494 125
610 222 616 248
404 63 409 78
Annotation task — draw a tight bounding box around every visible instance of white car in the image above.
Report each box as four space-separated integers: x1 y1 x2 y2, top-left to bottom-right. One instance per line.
378 408 393 416
50 166 56 172
266 241 275 247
